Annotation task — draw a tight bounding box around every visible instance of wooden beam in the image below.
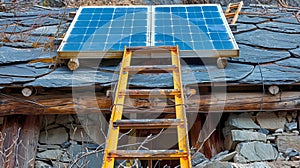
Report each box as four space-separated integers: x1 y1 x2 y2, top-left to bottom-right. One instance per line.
202 127 224 159
0 91 300 116
0 115 40 167
18 115 41 167
0 116 24 167
189 114 202 149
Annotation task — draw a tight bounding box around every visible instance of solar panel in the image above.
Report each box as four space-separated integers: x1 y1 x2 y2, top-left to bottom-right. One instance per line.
58 6 149 56
58 5 238 58
153 5 237 52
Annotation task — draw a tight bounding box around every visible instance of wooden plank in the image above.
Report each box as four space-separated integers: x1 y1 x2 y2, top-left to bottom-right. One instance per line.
189 114 202 149
202 128 224 158
0 116 24 168
0 91 300 116
18 115 41 168
0 115 40 167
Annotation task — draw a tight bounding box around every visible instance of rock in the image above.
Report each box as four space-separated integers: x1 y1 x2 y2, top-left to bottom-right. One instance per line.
37 144 61 152
52 161 69 168
285 122 298 132
257 22 300 34
231 162 271 168
199 161 233 168
234 44 290 64
20 17 62 27
276 136 300 153
277 152 285 161
216 151 237 162
4 25 31 33
30 26 59 36
234 154 247 163
68 144 103 167
267 161 300 168
266 135 276 141
241 64 300 85
43 115 56 126
70 127 93 142
258 128 269 135
225 130 266 150
236 142 278 162
236 23 257 33
256 112 286 131
192 152 209 166
39 127 68 145
0 46 52 64
83 143 102 150
61 141 71 148
68 144 82 159
35 161 52 168
275 128 284 133
36 149 69 162
4 42 33 48
8 34 52 44
292 130 299 135
44 0 65 7
291 48 300 57
276 58 300 70
237 15 268 24
0 63 51 78
226 113 260 129
211 150 229 161
235 30 300 50
274 17 300 24
55 115 74 125
284 148 299 157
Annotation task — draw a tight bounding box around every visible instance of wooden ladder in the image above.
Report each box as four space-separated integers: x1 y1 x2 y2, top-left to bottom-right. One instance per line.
225 1 244 25
102 46 192 168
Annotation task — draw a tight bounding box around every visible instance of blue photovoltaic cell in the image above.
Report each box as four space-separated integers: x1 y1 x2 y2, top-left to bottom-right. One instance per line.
154 5 235 50
61 7 148 51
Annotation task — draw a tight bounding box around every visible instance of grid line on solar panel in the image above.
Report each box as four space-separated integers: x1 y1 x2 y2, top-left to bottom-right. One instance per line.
60 6 149 51
153 5 236 50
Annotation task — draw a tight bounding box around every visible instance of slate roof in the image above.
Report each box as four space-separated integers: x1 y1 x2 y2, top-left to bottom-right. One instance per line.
0 5 300 88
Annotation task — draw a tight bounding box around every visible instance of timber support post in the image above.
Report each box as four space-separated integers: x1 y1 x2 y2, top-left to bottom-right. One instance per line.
0 115 41 167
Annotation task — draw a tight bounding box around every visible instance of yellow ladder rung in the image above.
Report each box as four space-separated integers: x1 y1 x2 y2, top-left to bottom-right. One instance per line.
108 150 189 159
229 4 240 8
225 13 236 17
123 65 178 73
119 89 181 96
113 119 182 129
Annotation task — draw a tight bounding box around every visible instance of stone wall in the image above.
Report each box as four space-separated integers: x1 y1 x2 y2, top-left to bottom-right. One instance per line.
193 111 300 168
34 111 299 167
35 114 106 167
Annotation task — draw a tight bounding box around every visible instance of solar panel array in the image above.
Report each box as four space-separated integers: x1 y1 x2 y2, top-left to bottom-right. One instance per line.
154 5 234 50
61 6 149 52
58 5 238 56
